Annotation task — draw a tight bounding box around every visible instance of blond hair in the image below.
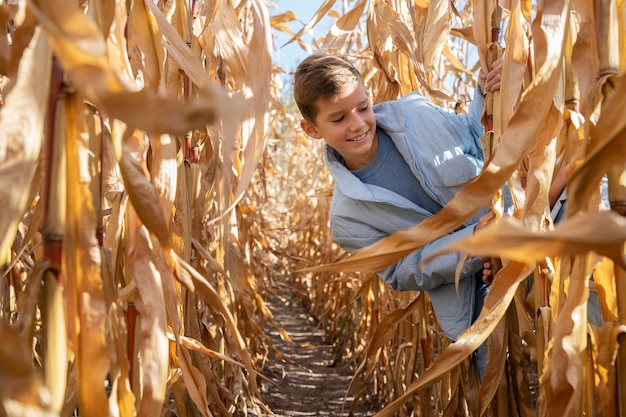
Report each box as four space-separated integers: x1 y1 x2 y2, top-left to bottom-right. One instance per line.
293 53 364 121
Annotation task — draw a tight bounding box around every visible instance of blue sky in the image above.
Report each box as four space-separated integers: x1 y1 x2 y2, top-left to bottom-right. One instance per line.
269 1 336 71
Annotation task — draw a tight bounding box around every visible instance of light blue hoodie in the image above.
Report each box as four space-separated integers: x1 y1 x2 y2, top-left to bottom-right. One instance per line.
324 89 489 341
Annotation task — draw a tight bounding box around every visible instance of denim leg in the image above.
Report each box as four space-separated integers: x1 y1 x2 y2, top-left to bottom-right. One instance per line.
473 273 490 379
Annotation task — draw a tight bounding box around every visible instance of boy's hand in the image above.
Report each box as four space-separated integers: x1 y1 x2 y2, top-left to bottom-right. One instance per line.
478 58 503 94
474 211 496 285
474 211 495 232
482 259 494 285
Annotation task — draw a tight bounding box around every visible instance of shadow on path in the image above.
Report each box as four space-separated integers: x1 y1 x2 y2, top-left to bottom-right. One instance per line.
257 293 379 417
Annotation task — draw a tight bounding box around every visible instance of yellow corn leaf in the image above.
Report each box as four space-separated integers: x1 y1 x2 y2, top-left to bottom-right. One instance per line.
127 0 163 90
442 44 472 74
89 0 116 39
144 0 211 89
209 1 250 84
472 0 493 69
499 2 530 128
28 0 221 135
0 28 50 264
2 5 38 82
592 257 618 322
423 211 626 269
590 323 624 417
335 0 367 31
166 332 246 369
282 0 336 48
542 256 592 417
568 73 626 215
421 0 451 71
319 0 366 51
232 0 272 201
64 95 110 417
373 261 534 417
518 101 562 229
270 11 297 35
450 26 476 44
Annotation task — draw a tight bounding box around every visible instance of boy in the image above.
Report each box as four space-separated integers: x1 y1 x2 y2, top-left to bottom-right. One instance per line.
293 53 502 375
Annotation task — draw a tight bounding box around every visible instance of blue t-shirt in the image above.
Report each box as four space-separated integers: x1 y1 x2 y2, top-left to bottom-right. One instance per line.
351 128 442 215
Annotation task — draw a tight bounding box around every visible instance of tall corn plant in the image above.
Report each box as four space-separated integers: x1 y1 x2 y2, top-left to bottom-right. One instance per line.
0 0 282 416
279 0 626 416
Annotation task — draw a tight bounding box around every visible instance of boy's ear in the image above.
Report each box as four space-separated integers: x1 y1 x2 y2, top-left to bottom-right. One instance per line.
300 119 322 139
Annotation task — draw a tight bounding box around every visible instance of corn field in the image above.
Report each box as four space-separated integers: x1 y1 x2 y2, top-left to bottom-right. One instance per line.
1 0 625 416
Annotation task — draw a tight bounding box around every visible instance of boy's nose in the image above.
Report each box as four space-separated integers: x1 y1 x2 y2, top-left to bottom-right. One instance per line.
348 114 366 131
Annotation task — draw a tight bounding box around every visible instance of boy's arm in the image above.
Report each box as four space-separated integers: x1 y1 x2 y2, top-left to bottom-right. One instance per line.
334 222 483 292
376 226 483 292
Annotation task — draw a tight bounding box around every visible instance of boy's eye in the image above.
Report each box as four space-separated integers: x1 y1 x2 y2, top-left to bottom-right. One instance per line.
331 116 344 123
359 105 369 112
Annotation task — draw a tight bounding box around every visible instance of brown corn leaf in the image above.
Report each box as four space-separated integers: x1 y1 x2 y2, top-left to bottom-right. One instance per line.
0 322 55 417
172 254 259 393
0 3 11 74
118 140 173 249
144 0 211 89
101 249 136 417
128 225 169 417
543 255 593 416
568 73 626 215
373 261 534 417
0 28 50 264
423 211 626 269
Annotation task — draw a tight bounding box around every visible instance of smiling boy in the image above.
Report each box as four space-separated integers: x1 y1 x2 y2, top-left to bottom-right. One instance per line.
294 53 501 376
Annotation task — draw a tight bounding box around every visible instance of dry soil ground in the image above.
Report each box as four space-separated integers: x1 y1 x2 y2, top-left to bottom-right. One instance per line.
255 292 380 417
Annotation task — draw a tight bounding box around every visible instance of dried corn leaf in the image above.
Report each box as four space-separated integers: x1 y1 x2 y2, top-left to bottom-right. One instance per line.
373 261 534 417
29 0 221 135
64 96 110 417
590 323 624 417
128 225 168 417
568 74 626 214
423 211 626 269
282 0 336 48
0 28 50 264
421 0 451 72
270 11 297 36
0 322 55 417
542 256 592 417
173 255 258 393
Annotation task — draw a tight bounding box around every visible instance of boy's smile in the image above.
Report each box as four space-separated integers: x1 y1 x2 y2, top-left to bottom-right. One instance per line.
300 83 378 170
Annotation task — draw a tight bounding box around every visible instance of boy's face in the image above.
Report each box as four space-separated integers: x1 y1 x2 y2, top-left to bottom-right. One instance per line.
300 82 378 171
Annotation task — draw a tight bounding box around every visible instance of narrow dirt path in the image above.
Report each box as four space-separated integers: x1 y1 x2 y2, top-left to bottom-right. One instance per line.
257 292 379 417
